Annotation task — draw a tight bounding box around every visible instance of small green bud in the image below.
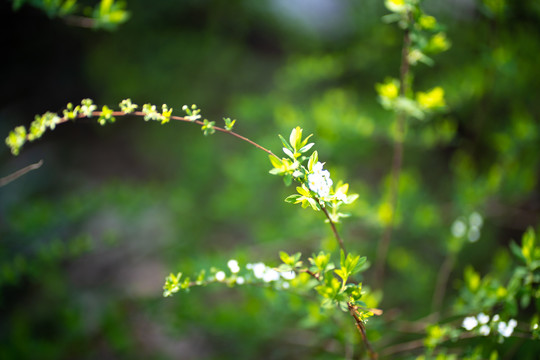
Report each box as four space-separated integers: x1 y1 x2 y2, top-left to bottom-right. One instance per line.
80 98 97 117
201 119 215 136
6 126 27 155
223 117 236 131
119 98 138 114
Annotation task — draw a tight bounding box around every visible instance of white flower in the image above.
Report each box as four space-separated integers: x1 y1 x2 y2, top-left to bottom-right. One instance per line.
248 262 282 283
469 212 483 227
263 268 280 283
335 191 348 202
477 312 490 324
252 262 266 279
479 324 490 336
468 226 480 242
307 162 333 198
215 271 226 281
280 270 296 280
227 259 240 273
462 316 478 331
498 319 517 337
236 276 245 285
492 314 500 322
451 219 466 238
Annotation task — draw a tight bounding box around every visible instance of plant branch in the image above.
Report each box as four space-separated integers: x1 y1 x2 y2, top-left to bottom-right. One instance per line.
43 110 280 159
380 331 479 357
320 205 347 255
301 268 378 359
0 160 43 187
300 269 321 280
431 253 455 316
374 24 411 287
64 15 96 28
348 303 378 360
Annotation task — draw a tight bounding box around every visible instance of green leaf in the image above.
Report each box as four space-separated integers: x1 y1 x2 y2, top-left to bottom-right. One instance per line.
299 142 314 153
223 117 236 131
307 197 320 211
201 119 215 136
284 194 301 203
309 252 333 273
277 263 293 272
296 186 310 197
382 13 401 24
289 126 301 150
308 150 318 171
283 147 295 159
340 250 346 270
300 133 313 148
334 268 348 283
338 301 349 312
510 241 526 263
278 134 294 152
351 257 367 275
283 174 292 186
59 0 77 16
269 155 283 169
522 227 536 264
196 269 206 285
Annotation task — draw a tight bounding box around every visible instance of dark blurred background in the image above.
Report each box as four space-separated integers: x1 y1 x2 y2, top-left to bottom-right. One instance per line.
1 0 539 359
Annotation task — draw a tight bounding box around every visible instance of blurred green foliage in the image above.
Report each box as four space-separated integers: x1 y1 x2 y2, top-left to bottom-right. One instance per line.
10 0 129 30
1 0 540 358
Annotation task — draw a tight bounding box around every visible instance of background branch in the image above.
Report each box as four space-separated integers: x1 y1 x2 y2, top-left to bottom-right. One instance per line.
0 160 43 187
375 25 411 287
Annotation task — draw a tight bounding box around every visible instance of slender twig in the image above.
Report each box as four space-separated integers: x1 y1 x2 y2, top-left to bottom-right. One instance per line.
431 253 455 316
374 23 412 287
64 15 96 28
302 267 378 359
0 160 43 187
21 108 348 255
348 303 378 360
381 331 481 357
380 337 425 357
129 111 280 159
300 269 321 280
41 110 280 159
320 205 347 255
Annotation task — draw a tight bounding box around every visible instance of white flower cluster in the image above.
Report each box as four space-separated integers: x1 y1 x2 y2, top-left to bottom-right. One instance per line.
214 260 296 287
227 259 240 273
246 262 296 284
462 313 517 338
307 162 333 198
215 259 244 284
498 319 518 338
451 212 483 242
